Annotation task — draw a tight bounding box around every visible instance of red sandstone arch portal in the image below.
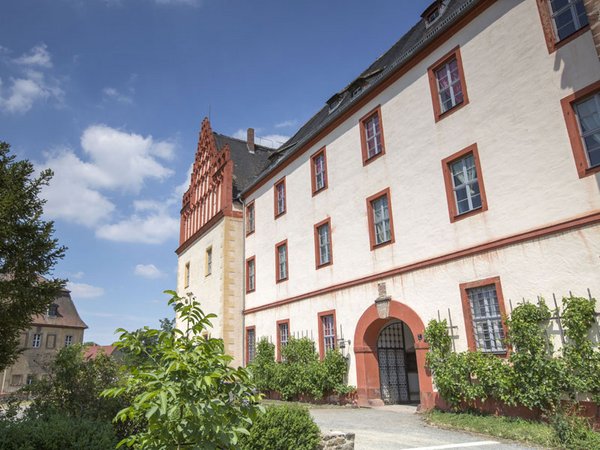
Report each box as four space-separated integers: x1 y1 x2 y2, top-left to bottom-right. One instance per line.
353 300 434 409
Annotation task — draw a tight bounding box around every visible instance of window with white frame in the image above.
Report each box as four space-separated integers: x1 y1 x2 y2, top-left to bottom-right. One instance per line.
466 284 505 353
435 57 464 114
450 153 482 215
246 202 255 233
549 0 589 42
32 333 41 348
246 328 256 363
65 335 73 347
276 242 288 281
206 247 212 276
275 180 286 216
278 322 289 350
246 258 255 292
574 92 600 169
184 262 190 288
313 152 326 191
316 222 331 266
363 112 383 159
371 195 391 245
321 314 336 353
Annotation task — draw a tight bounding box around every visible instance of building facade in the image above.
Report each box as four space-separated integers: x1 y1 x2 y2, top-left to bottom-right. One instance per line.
0 289 87 395
176 119 272 366
240 0 600 409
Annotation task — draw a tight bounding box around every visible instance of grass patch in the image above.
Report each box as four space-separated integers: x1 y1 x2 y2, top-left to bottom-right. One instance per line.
425 409 556 448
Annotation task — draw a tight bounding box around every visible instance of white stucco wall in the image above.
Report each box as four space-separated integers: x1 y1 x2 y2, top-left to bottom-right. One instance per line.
176 220 225 337
245 224 600 386
244 0 600 312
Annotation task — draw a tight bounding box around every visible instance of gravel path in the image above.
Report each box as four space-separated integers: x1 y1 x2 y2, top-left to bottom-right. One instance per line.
310 405 539 450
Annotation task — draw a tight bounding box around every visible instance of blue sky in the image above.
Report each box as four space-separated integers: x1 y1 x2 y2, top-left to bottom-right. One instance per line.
1 0 431 344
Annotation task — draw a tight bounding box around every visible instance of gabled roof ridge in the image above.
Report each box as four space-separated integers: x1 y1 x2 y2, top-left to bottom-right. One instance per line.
241 0 481 197
212 131 273 152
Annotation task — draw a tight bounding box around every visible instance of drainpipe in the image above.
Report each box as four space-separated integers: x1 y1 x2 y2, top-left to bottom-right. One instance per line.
238 194 247 367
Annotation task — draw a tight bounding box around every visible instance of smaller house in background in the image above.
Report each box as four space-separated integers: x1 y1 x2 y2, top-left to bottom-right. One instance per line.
0 288 87 395
84 344 122 361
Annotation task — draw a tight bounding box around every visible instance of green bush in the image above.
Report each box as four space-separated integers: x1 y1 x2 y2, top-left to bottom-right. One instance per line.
251 336 352 401
550 408 600 449
239 404 321 450
0 413 117 450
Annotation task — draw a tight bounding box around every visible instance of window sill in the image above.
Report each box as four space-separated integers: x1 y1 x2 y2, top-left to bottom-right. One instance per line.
370 239 394 251
579 164 600 179
363 150 385 167
435 100 468 123
276 277 288 284
552 25 590 53
274 211 286 219
316 261 332 270
246 229 255 237
312 186 328 197
450 205 486 223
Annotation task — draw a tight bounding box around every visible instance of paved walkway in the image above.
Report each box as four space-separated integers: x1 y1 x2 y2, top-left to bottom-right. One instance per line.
310 405 538 450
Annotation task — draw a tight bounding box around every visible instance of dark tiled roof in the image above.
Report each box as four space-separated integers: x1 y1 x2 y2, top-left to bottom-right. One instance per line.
31 289 88 329
213 133 274 198
242 0 480 194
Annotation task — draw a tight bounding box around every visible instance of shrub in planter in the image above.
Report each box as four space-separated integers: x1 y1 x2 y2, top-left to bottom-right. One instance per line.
0 413 117 450
239 404 321 450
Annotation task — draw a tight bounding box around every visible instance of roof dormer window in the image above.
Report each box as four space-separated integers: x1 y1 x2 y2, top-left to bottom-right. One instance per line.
423 0 449 28
327 93 343 114
48 303 58 318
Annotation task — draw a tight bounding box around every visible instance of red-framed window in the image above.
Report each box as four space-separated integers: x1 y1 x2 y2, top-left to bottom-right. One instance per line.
359 105 386 165
317 310 337 359
536 0 590 53
245 326 256 365
561 80 600 178
459 276 508 355
274 177 286 218
276 319 290 361
311 147 328 195
246 201 255 235
427 46 469 122
275 239 288 283
366 188 395 250
441 143 488 223
313 218 333 269
245 256 256 293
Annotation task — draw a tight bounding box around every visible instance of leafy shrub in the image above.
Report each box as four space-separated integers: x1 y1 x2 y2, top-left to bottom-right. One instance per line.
550 408 600 449
102 292 263 449
239 404 321 450
0 413 117 450
252 338 278 392
252 336 352 401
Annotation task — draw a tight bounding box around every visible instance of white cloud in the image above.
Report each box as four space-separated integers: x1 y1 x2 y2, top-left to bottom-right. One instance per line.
275 119 297 129
102 87 133 104
81 125 174 192
257 134 289 148
0 44 63 114
134 264 165 279
41 125 177 237
14 44 52 68
67 281 105 298
96 210 179 244
70 271 85 280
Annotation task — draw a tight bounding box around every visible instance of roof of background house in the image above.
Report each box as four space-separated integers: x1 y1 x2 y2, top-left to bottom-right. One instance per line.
84 345 118 359
31 289 88 329
213 133 274 198
241 0 480 195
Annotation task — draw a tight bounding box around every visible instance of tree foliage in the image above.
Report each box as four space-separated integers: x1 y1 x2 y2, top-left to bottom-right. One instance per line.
102 292 263 449
0 141 66 370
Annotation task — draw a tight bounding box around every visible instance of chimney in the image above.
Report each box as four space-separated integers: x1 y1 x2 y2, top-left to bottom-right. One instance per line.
247 128 255 154
583 0 600 59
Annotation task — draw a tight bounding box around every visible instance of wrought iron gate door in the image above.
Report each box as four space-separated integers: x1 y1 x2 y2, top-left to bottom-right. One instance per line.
377 322 409 404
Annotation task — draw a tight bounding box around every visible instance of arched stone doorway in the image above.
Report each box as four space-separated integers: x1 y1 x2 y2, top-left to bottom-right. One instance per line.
353 300 434 408
377 320 419 404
